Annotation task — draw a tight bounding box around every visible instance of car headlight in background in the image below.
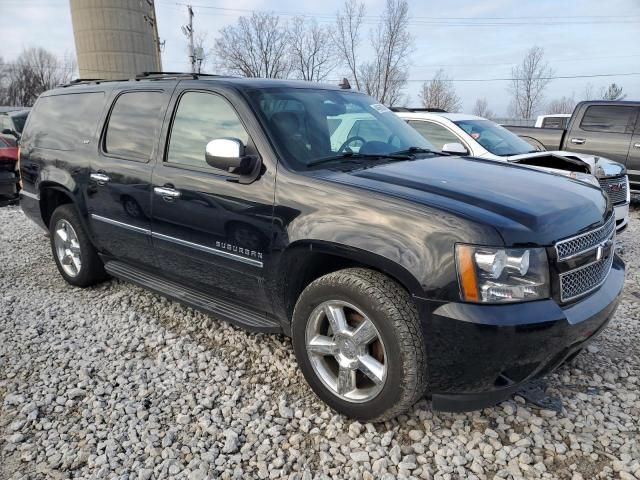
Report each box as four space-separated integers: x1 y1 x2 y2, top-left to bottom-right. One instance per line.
456 245 550 303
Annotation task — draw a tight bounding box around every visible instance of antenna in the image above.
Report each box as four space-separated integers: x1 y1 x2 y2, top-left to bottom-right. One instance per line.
339 78 351 90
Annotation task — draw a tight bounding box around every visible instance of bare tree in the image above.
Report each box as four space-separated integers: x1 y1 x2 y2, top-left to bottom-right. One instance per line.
214 12 291 78
0 48 75 107
508 46 554 119
359 0 412 105
581 82 597 101
289 17 336 82
601 83 626 101
193 31 214 73
547 95 576 114
419 69 462 112
472 98 494 118
334 0 365 90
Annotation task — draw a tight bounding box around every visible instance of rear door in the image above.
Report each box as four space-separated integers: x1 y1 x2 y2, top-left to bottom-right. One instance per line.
566 104 636 163
87 88 172 269
150 85 276 311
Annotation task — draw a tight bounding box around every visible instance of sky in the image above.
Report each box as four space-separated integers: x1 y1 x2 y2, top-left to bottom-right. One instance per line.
2 0 640 115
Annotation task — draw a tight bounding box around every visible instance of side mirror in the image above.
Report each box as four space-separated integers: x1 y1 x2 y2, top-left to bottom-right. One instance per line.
2 128 19 139
205 138 258 175
442 142 468 155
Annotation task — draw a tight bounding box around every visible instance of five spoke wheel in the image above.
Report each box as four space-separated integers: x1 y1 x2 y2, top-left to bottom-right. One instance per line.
305 300 387 402
53 219 82 277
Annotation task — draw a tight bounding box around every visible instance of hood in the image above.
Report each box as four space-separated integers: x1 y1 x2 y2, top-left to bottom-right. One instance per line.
504 150 626 178
322 155 610 246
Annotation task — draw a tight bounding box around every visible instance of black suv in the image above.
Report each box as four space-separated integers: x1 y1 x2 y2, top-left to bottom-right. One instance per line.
19 74 624 421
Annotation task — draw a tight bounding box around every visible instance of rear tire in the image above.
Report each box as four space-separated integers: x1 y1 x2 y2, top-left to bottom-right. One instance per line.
49 204 106 287
292 268 427 422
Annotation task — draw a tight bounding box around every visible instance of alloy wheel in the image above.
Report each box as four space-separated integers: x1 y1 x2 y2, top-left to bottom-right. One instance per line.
53 219 82 277
305 300 387 403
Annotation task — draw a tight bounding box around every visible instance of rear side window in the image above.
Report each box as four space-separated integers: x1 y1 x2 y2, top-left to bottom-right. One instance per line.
580 106 636 134
542 117 568 129
408 120 460 151
166 91 249 169
104 91 166 161
24 93 105 150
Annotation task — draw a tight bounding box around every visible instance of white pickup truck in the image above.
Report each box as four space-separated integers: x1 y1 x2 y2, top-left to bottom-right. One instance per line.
394 108 630 232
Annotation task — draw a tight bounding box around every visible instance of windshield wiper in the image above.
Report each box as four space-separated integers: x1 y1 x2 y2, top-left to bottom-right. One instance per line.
307 151 411 168
390 146 439 156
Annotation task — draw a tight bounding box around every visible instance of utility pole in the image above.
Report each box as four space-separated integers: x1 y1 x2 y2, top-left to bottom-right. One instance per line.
181 5 195 73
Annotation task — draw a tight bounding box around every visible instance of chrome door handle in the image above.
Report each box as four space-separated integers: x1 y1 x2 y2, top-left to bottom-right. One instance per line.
90 173 110 185
634 143 640 149
570 138 586 145
154 186 181 200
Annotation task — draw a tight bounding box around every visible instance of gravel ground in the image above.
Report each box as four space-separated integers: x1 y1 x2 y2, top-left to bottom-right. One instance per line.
1 202 639 480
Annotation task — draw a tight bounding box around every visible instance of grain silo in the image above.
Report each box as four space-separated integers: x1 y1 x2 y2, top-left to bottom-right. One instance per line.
70 0 162 80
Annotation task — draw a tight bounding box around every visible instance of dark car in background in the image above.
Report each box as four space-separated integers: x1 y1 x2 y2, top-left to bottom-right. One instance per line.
18 74 624 420
506 101 640 192
0 108 30 138
0 135 19 203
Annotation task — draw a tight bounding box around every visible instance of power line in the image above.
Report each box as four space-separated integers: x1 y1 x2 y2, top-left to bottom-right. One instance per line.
326 72 640 83
168 3 640 25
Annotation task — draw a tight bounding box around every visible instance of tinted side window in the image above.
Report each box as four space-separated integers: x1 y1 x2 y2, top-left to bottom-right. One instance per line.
105 91 165 161
542 117 567 129
167 92 249 169
408 120 460 151
580 106 635 134
24 93 105 150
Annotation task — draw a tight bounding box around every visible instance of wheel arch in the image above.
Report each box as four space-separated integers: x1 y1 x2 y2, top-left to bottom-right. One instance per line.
38 183 88 232
272 240 424 331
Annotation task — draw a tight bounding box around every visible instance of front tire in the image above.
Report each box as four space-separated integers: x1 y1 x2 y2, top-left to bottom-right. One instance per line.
292 268 428 422
49 204 106 287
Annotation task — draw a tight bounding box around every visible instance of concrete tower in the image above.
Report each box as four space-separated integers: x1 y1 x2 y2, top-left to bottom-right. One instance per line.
70 0 162 80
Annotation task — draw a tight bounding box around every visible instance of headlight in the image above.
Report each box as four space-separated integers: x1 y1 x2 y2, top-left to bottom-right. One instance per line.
567 171 600 187
455 245 550 303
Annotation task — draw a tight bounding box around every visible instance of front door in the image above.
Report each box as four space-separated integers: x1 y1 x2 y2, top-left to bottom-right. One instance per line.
87 88 171 269
150 87 276 312
566 104 636 163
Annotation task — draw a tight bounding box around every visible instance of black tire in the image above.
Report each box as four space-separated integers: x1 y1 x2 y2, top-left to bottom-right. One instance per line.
49 204 107 287
291 268 428 422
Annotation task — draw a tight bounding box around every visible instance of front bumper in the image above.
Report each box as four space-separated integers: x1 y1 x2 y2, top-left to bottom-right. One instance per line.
614 202 629 233
417 254 625 412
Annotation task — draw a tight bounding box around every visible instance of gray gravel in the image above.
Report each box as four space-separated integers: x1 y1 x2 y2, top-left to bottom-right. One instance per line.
1 202 639 480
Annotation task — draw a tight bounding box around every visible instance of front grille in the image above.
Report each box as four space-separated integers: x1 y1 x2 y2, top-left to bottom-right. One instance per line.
560 253 614 302
598 175 628 205
555 214 615 260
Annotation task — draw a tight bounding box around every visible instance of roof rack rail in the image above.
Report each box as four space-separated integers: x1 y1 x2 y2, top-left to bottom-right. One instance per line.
390 107 448 113
59 72 228 88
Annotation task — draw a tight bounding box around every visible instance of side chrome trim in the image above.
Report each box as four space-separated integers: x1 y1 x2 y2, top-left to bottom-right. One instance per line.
20 190 39 200
90 214 151 235
152 231 263 268
90 214 264 268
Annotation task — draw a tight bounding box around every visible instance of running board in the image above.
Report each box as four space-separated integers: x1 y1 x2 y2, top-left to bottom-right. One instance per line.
104 261 282 333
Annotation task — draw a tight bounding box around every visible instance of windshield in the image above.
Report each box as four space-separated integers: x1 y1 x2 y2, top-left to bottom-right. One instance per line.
454 119 537 156
246 88 435 170
10 111 28 133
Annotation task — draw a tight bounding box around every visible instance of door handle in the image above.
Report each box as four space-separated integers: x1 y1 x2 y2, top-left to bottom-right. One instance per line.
90 172 110 185
570 138 586 145
634 143 640 149
154 186 181 201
